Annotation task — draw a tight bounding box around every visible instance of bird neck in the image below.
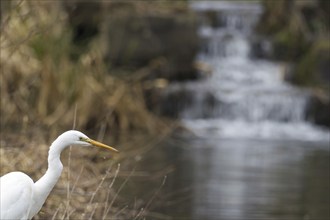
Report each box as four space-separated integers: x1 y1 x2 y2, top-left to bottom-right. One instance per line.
33 139 67 212
42 143 65 185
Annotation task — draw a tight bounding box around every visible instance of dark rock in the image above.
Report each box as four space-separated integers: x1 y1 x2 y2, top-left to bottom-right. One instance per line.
160 89 194 118
145 87 195 118
306 94 330 128
250 37 273 59
146 85 218 119
104 2 199 81
62 0 103 59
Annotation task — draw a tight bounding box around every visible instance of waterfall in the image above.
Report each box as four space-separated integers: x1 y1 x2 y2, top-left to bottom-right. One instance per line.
165 1 329 141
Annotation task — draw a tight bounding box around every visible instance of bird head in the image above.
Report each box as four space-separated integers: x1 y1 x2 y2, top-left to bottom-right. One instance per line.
55 130 119 153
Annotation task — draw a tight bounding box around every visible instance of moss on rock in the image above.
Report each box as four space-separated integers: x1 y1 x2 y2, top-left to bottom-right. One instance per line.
292 40 330 88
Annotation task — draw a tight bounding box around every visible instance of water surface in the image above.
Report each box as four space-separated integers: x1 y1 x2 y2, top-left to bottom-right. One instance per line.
134 138 329 220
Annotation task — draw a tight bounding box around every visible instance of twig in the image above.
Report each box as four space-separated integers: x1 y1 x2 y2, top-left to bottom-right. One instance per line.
102 163 121 218
104 166 135 219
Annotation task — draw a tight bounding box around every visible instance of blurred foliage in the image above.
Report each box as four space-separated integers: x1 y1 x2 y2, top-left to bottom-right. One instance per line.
257 0 330 127
258 0 329 61
257 0 329 86
103 1 199 81
0 0 171 136
294 39 330 89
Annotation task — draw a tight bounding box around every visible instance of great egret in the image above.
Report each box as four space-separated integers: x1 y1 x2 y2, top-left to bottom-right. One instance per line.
0 130 118 220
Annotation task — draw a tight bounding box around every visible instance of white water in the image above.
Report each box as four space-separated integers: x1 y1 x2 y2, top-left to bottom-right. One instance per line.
171 1 329 141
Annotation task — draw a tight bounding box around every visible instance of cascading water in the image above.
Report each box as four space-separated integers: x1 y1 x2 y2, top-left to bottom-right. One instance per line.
166 1 329 141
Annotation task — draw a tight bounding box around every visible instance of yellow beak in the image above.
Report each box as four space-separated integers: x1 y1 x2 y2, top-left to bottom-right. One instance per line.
87 139 119 153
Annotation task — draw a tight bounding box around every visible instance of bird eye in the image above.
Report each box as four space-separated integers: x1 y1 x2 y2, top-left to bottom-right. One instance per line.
79 137 84 141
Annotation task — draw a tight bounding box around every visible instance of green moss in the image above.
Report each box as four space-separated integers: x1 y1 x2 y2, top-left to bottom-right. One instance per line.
273 29 308 61
29 30 72 65
293 40 330 89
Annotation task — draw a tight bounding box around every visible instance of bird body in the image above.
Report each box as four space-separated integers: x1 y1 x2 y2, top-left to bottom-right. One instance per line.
0 130 118 220
0 172 34 220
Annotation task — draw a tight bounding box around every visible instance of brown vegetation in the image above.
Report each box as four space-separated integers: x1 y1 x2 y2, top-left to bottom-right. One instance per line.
1 1 179 219
0 0 172 134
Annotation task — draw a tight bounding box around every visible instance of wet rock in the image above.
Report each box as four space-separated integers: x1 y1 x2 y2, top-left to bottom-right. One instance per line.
145 86 194 118
250 37 273 59
306 93 330 128
146 86 218 119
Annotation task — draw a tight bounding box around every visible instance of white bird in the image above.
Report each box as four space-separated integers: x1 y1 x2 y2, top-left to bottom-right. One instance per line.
0 130 118 220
